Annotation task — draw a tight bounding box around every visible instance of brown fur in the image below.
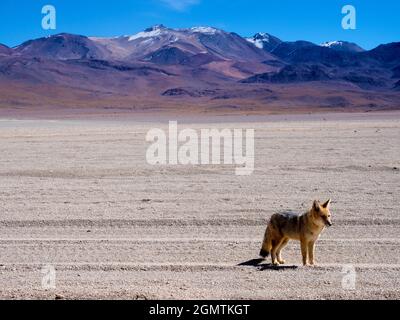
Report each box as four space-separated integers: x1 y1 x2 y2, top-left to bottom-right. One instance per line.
259 199 332 266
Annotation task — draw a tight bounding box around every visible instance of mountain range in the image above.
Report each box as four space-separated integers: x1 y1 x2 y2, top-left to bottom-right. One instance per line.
1 25 399 116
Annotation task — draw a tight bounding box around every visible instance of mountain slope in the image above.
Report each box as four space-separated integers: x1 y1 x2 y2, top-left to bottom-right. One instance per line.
14 33 110 60
270 41 316 59
269 41 364 67
242 64 332 83
0 44 11 56
143 46 193 65
364 42 400 66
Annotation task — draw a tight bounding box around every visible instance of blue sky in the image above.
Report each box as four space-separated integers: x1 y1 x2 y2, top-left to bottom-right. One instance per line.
0 0 399 49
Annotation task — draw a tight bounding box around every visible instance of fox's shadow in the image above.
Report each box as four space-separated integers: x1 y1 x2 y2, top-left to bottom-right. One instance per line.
237 258 298 271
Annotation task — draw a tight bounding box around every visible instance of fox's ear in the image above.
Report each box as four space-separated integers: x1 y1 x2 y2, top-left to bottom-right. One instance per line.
322 199 331 208
312 200 320 211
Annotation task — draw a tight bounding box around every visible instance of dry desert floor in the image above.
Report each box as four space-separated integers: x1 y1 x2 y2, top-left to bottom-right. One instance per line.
0 112 399 299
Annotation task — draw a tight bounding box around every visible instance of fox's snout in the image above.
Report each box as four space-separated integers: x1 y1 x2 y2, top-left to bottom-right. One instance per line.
326 220 332 227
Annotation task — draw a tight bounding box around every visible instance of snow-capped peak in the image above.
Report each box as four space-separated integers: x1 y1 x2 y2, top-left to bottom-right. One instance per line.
245 32 283 52
190 26 219 34
246 33 272 49
254 33 270 40
320 41 343 48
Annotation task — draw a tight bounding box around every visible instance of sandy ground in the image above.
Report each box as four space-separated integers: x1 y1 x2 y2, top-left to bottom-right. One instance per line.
0 112 399 299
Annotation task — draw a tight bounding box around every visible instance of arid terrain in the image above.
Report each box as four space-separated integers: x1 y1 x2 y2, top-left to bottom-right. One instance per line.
0 112 399 299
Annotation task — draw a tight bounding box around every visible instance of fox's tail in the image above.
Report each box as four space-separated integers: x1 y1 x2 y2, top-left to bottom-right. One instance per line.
259 225 272 258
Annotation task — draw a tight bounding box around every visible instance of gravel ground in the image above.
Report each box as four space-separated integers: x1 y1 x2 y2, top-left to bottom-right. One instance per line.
0 113 399 299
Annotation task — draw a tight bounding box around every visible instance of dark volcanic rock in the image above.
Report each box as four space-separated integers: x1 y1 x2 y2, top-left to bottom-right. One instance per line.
271 41 316 60
343 73 386 87
162 87 218 97
242 64 331 83
365 42 400 65
391 65 400 78
143 46 192 65
283 46 357 67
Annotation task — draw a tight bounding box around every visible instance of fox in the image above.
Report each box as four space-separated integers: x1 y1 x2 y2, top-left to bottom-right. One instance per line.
259 199 332 266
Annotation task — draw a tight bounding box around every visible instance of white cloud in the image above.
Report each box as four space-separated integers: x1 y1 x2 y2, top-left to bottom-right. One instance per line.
160 0 200 11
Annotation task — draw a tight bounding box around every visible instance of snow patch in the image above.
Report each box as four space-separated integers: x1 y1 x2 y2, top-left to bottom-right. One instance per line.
190 27 218 34
128 28 164 41
246 38 264 49
246 33 272 49
320 41 343 48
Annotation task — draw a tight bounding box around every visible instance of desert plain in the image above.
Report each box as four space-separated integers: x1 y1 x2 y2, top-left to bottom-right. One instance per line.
0 111 399 299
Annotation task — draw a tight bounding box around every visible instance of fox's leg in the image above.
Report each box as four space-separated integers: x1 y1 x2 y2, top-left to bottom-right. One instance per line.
270 240 278 265
300 239 308 266
271 238 284 265
308 241 316 265
277 238 289 264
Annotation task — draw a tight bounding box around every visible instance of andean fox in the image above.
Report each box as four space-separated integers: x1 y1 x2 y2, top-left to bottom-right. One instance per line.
260 199 332 266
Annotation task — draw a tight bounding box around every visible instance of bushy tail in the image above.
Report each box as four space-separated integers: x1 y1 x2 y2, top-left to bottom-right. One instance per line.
259 225 272 258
